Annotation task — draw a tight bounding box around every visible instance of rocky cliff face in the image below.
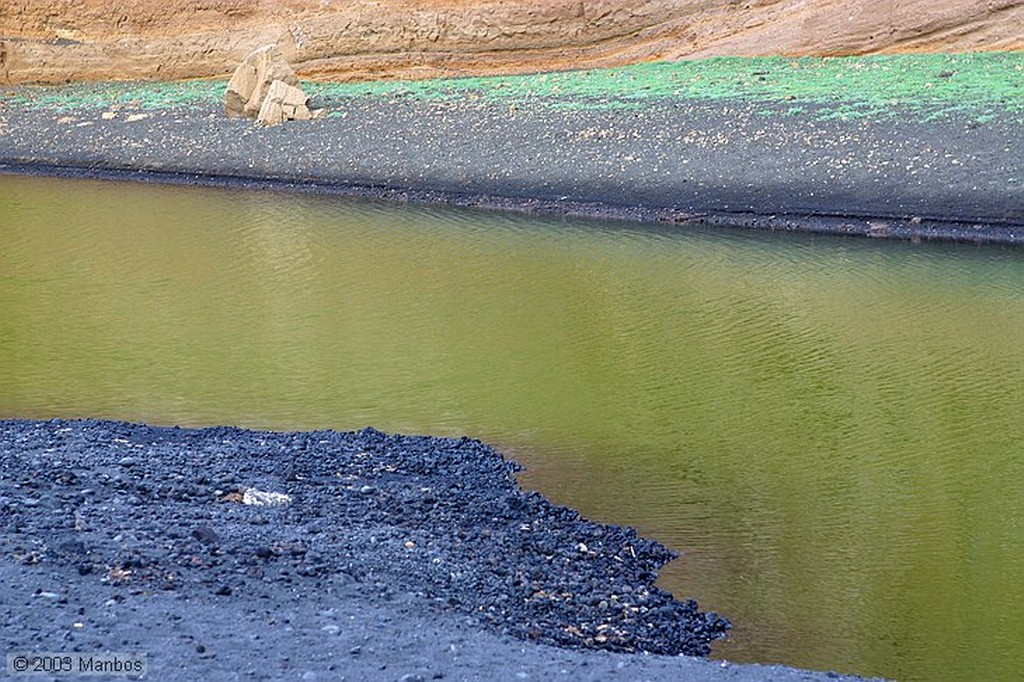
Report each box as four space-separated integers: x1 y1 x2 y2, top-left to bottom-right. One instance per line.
2 0 1022 84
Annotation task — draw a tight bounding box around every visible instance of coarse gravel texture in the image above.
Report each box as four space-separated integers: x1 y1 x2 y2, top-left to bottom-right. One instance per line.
1 58 1022 244
0 418 882 681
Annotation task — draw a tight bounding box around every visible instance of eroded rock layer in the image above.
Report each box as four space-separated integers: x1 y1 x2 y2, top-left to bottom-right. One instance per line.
1 0 1022 84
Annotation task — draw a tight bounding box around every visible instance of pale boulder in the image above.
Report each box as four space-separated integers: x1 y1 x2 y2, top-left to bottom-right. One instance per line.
225 44 299 119
256 79 323 126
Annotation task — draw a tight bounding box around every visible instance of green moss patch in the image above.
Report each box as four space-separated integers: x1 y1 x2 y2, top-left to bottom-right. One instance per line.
0 79 227 113
3 52 1021 122
309 53 1024 121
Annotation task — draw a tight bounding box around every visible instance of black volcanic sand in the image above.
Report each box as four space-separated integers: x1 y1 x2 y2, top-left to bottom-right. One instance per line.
0 419 879 681
0 88 1021 244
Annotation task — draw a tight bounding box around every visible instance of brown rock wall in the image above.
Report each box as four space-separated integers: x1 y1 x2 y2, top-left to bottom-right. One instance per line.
1 0 1022 84
667 0 1024 58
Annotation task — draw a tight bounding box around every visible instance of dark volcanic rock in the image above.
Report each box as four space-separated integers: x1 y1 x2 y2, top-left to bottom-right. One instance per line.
0 418 728 658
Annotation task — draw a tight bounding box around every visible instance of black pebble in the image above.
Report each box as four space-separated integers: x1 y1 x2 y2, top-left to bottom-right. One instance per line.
192 525 220 545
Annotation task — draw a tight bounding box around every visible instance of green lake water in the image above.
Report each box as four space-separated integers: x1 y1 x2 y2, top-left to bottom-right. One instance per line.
1 174 1022 681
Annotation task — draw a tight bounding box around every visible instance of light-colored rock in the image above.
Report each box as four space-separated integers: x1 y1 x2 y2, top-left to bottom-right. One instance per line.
255 78 316 126
225 47 321 125
242 488 292 507
256 98 283 126
280 84 308 108
225 44 299 119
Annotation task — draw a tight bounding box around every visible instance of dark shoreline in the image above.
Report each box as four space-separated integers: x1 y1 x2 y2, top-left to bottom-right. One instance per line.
1 88 1021 246
4 159 1022 247
0 418 881 681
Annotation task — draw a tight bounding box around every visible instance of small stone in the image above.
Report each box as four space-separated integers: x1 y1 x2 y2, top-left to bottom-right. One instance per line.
125 113 149 122
359 485 375 495
321 624 340 636
400 675 425 682
214 584 232 596
101 111 116 120
192 525 220 545
242 488 292 507
118 456 135 467
74 512 90 531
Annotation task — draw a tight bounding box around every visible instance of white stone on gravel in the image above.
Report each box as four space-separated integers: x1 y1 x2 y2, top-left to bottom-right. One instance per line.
242 487 292 506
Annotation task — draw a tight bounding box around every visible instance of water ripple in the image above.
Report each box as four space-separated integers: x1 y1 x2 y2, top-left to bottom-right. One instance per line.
2 175 1024 681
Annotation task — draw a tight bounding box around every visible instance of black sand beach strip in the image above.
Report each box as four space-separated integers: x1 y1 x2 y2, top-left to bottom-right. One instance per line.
0 92 1021 244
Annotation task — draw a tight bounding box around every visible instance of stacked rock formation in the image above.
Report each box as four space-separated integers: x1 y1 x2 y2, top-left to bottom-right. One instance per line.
224 45 324 126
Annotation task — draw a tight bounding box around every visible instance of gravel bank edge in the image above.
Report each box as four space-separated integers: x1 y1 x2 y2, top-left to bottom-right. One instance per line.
1 418 884 681
1 90 1021 246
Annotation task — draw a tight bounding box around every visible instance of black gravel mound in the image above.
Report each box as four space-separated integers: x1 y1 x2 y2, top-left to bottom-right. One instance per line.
0 418 729 658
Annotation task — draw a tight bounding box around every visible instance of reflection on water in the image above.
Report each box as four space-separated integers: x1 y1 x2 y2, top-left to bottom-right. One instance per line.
1 175 1023 681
